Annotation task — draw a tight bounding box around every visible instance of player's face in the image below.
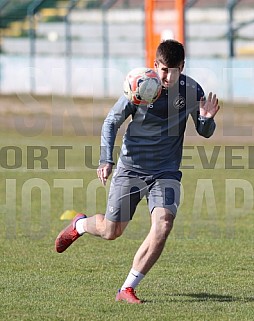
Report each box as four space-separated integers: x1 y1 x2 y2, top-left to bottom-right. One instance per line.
154 61 184 88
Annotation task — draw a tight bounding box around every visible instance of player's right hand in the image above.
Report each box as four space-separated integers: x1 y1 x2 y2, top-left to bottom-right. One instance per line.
97 163 113 186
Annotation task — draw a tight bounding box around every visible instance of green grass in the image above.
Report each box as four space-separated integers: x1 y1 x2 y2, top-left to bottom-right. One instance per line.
0 126 254 321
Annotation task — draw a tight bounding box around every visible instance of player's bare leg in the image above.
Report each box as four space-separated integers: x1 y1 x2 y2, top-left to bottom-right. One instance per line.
82 215 129 240
116 207 174 303
132 207 174 275
55 213 129 253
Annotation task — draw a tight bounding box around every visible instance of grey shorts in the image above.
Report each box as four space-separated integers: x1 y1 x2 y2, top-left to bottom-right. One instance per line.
105 166 182 222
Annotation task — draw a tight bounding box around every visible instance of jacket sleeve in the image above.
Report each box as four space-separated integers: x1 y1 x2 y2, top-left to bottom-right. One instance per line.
191 107 216 138
196 114 216 138
190 85 216 139
99 96 137 165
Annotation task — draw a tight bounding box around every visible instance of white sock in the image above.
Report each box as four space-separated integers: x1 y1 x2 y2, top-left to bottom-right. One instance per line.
75 218 86 235
121 268 145 291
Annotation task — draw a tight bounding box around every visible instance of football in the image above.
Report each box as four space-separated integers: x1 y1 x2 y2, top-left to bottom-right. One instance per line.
123 67 162 105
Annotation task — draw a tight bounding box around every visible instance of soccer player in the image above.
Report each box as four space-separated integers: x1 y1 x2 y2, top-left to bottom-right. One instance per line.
55 39 220 304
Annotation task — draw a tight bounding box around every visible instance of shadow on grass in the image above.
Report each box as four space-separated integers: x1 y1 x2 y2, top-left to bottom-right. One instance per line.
181 292 254 302
147 292 254 304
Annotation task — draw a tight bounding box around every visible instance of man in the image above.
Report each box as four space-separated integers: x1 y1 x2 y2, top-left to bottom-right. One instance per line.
55 39 220 304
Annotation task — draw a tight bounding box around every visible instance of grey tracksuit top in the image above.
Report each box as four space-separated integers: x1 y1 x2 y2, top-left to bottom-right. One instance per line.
100 74 216 173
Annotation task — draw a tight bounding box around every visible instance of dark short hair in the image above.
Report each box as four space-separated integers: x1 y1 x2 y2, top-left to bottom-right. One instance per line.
156 39 185 67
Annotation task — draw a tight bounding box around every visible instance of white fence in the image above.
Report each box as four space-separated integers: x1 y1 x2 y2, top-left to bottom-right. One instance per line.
1 54 254 102
0 7 253 101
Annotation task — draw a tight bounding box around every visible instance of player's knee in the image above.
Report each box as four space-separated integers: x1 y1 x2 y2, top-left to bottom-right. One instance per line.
158 222 172 241
156 217 174 240
101 230 122 240
163 220 173 236
102 220 127 240
101 231 115 240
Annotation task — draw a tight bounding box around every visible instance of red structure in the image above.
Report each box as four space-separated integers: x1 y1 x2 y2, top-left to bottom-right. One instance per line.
145 0 185 67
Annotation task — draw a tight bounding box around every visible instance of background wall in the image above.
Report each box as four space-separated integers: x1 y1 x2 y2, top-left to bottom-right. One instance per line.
0 4 253 101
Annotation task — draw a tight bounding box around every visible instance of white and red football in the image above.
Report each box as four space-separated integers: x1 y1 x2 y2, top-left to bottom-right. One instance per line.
123 67 162 105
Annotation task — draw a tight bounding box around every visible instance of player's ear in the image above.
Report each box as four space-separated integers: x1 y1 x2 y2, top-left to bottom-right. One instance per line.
180 60 185 72
154 60 159 68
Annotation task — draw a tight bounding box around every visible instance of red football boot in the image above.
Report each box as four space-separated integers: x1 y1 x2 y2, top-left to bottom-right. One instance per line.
55 213 86 253
115 287 142 304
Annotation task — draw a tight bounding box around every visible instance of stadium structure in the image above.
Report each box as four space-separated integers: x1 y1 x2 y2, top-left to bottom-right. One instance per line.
0 0 253 98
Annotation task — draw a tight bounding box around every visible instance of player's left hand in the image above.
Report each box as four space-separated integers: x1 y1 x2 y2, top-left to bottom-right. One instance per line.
199 92 220 118
97 163 113 186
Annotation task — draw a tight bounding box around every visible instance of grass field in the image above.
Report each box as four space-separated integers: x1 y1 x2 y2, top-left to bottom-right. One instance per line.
0 95 253 320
